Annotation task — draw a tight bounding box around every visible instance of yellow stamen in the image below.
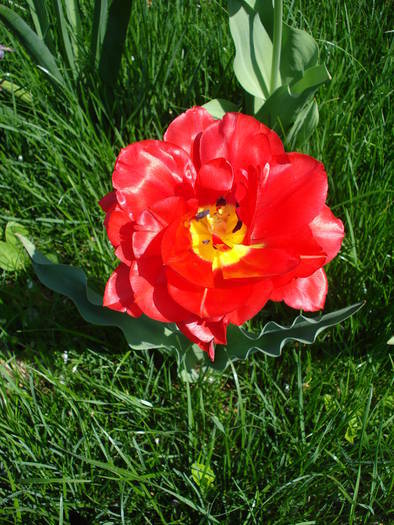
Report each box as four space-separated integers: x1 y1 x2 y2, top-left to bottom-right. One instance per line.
189 203 250 270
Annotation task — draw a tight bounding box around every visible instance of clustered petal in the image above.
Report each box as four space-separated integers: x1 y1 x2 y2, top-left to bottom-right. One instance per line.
101 107 344 361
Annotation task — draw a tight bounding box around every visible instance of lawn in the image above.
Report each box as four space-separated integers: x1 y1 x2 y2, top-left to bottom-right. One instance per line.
0 1 392 523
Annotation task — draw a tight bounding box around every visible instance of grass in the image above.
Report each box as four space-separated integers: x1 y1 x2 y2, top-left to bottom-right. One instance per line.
0 0 392 523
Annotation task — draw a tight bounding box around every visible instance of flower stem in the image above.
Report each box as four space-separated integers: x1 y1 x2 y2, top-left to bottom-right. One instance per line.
270 0 283 94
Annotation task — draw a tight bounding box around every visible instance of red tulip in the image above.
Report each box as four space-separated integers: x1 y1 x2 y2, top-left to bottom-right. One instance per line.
100 107 344 361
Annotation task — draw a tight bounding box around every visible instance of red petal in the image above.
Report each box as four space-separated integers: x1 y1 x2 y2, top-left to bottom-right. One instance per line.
113 140 196 218
270 268 328 311
177 317 228 361
246 153 328 242
226 279 273 325
103 264 142 317
161 218 216 288
199 112 285 169
264 225 327 281
130 258 191 322
163 106 215 168
166 268 254 318
222 247 299 279
310 205 344 263
104 205 134 265
99 191 117 212
105 207 132 247
196 158 234 205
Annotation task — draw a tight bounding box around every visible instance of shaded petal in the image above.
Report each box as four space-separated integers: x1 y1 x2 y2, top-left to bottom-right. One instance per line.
199 112 285 169
196 158 234 205
99 191 117 212
113 140 196 218
104 205 134 265
270 268 328 311
163 106 215 168
226 279 273 325
103 264 142 317
130 258 191 322
177 317 228 362
310 205 344 263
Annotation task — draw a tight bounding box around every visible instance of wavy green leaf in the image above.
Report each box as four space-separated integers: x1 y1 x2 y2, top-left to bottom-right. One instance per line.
0 6 65 85
0 223 29 271
17 235 179 351
190 302 364 375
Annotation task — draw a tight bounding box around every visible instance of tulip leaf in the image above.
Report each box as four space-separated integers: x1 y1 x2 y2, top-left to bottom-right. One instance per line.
17 235 180 351
285 98 319 148
255 64 330 131
203 99 239 119
229 0 271 100
228 0 329 137
182 302 364 376
0 6 65 85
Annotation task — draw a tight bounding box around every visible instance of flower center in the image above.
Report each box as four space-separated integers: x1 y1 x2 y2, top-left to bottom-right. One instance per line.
189 200 249 270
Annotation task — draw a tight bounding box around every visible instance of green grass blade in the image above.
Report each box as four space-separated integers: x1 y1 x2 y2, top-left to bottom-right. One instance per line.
64 0 82 61
91 0 109 65
25 0 54 51
0 5 65 85
54 0 77 79
98 0 132 90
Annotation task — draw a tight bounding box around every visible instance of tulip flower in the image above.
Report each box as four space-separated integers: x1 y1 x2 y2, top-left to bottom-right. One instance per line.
100 107 344 361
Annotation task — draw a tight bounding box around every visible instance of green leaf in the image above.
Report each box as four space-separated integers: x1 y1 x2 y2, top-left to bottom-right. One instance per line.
345 412 362 444
64 0 82 63
0 222 29 271
229 0 271 100
17 235 180 351
0 243 26 271
286 98 319 148
203 98 239 119
280 24 319 85
91 0 109 65
189 302 364 373
255 64 330 131
5 222 29 247
99 0 132 90
191 462 215 490
0 6 65 86
228 0 329 136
